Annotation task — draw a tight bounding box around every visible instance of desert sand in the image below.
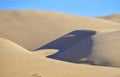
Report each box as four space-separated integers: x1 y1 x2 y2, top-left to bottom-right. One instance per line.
0 10 120 77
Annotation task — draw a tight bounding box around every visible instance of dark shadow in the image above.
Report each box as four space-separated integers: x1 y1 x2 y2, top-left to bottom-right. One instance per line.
35 30 96 64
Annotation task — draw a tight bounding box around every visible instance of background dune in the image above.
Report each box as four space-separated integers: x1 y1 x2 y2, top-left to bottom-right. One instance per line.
99 14 120 23
0 10 120 51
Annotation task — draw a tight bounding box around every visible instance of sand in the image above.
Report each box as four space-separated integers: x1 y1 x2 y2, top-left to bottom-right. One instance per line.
0 10 120 77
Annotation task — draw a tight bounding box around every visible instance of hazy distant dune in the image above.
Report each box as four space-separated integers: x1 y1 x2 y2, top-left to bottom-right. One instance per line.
99 14 120 23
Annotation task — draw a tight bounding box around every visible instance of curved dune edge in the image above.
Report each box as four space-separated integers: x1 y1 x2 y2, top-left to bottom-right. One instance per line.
0 38 30 54
33 49 59 57
0 38 120 77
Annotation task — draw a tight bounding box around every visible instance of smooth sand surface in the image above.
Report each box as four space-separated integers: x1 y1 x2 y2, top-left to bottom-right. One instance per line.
0 38 120 77
99 14 120 23
0 10 120 51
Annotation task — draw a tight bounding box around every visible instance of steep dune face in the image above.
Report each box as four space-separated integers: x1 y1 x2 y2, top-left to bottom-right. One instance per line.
0 38 120 77
99 14 120 23
0 10 120 50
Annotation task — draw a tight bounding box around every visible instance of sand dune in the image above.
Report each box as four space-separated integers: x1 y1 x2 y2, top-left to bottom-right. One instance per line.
99 14 120 23
0 10 120 51
0 10 120 77
0 38 120 77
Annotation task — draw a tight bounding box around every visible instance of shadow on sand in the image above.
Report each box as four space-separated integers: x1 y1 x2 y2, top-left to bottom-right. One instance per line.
35 30 96 64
